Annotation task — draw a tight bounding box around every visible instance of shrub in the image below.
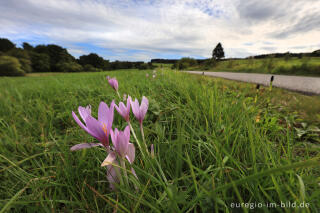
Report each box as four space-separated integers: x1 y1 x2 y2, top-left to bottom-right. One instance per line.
261 57 275 73
227 60 235 68
202 58 217 70
55 62 83 72
137 63 149 70
83 64 102 72
7 48 33 73
0 56 25 76
274 64 320 76
173 57 198 70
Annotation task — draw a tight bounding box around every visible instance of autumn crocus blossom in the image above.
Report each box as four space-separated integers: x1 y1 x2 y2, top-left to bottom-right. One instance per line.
115 96 131 122
101 126 135 165
131 96 149 124
101 126 136 189
71 101 115 150
107 76 118 91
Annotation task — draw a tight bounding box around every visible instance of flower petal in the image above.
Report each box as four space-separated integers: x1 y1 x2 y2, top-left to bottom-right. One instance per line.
86 115 107 143
101 151 117 167
78 105 91 123
73 111 104 142
115 102 128 120
70 143 104 151
98 101 114 126
131 98 140 121
117 130 129 158
72 111 87 131
125 143 135 164
110 129 116 147
140 96 149 121
127 96 132 113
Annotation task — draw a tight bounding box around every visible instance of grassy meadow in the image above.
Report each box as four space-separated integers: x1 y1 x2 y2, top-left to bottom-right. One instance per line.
194 57 320 76
1 68 320 212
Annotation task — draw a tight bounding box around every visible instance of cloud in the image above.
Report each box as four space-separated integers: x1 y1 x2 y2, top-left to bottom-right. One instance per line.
272 12 320 39
0 0 319 61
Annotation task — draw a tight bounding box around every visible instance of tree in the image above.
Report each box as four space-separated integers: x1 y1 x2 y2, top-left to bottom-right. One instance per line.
212 43 225 60
22 42 34 51
7 48 32 73
79 53 105 69
56 61 83 72
30 52 50 72
0 38 16 52
34 44 75 72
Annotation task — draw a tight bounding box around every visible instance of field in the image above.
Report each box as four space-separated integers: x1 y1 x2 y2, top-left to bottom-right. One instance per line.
1 69 320 212
195 57 320 76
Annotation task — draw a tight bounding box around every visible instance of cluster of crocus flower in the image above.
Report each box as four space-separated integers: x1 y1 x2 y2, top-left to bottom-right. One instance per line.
146 70 157 79
71 75 151 190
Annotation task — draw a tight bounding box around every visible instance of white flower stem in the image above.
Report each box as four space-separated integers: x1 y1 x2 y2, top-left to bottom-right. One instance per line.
128 122 146 159
114 163 124 187
116 90 121 99
140 122 148 154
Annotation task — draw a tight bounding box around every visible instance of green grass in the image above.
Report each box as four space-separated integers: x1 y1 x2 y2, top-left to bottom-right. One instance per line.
194 57 320 76
0 69 319 212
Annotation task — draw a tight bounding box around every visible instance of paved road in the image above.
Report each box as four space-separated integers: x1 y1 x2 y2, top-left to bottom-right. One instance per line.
185 71 320 95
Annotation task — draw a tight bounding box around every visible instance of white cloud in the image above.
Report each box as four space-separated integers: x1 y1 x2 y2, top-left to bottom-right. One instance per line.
0 0 319 61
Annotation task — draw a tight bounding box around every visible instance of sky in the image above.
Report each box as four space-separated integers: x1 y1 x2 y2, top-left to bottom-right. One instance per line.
0 0 320 61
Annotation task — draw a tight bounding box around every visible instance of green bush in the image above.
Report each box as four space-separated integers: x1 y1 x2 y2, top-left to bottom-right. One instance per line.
173 57 198 70
274 64 320 76
261 57 275 73
138 63 149 70
83 64 102 72
227 60 235 68
7 48 33 73
202 58 217 70
56 62 83 72
0 56 25 76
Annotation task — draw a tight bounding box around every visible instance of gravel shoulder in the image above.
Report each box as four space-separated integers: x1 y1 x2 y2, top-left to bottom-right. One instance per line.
185 71 320 95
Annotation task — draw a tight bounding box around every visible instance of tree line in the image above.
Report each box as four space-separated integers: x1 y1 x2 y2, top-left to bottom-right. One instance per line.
0 38 155 76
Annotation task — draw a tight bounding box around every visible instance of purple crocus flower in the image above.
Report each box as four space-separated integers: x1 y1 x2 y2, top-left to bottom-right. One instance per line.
115 96 131 122
101 126 135 163
101 125 137 189
71 101 115 150
131 96 149 124
107 76 118 91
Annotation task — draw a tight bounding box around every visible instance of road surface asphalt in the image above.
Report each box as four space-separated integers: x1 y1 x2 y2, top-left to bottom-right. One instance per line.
185 71 320 95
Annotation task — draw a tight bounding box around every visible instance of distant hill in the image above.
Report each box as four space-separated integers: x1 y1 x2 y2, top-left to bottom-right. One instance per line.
249 50 320 59
151 58 207 64
151 50 320 64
